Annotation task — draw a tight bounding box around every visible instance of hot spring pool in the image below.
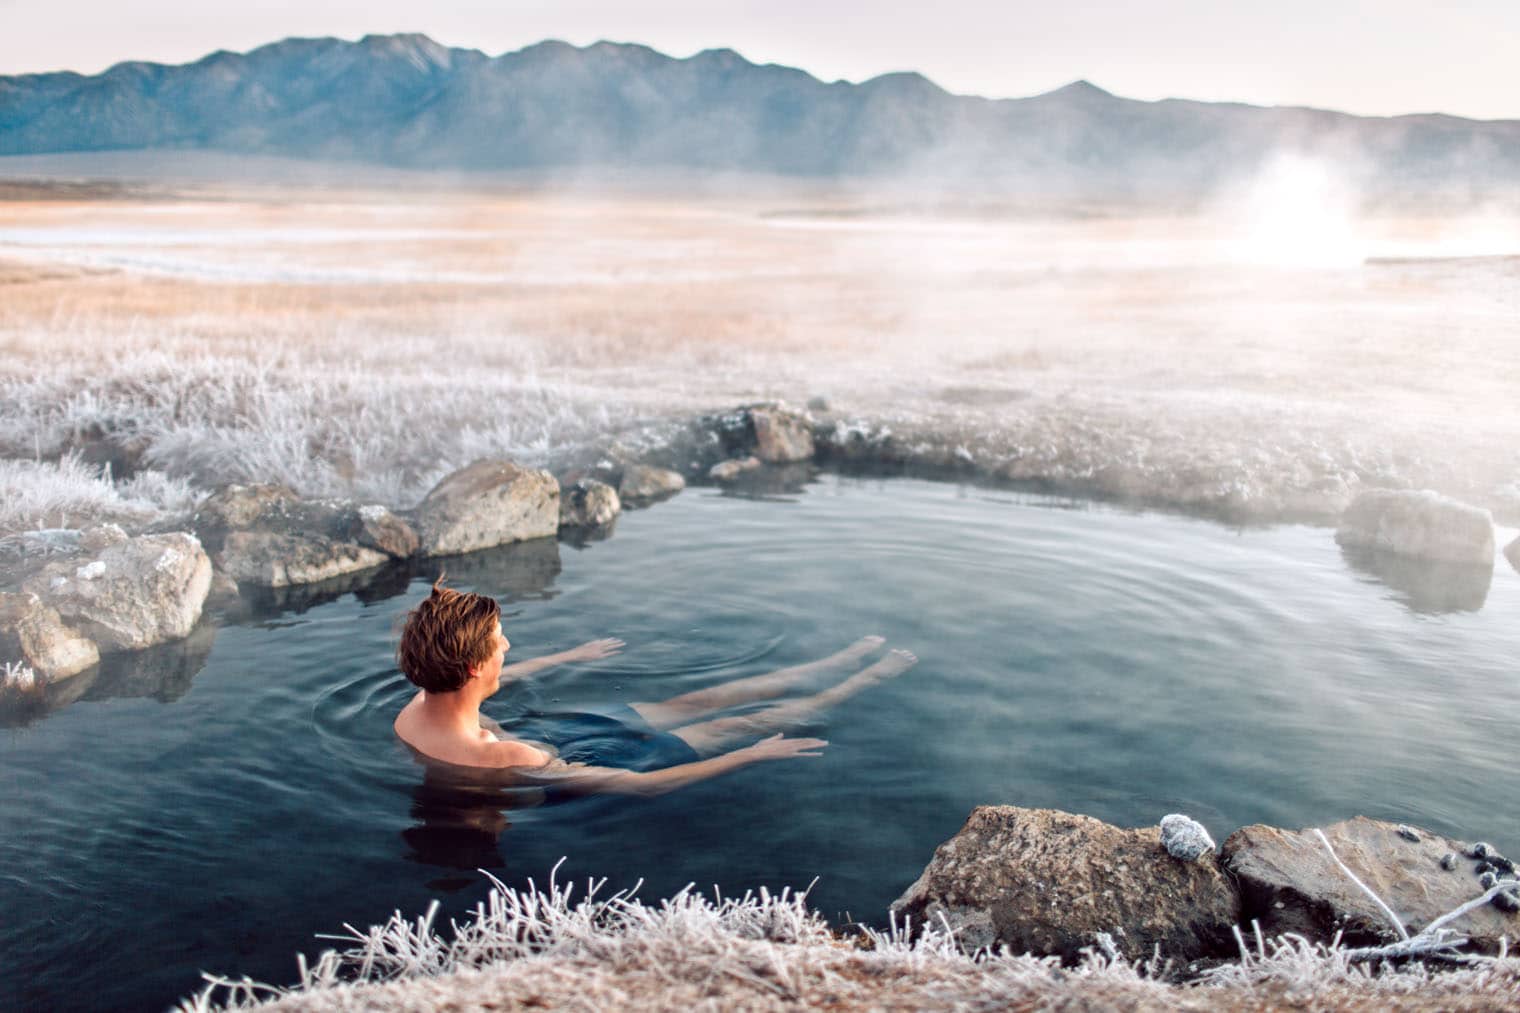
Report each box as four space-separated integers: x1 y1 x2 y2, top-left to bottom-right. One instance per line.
3 474 1518 1010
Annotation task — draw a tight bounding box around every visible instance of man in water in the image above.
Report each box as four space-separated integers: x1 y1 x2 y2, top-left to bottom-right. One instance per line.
393 581 916 795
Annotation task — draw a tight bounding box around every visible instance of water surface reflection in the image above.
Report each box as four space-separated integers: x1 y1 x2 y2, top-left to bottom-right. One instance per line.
5 477 1519 1013
1339 543 1493 615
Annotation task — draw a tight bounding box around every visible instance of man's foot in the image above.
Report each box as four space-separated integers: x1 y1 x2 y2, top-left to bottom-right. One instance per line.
799 635 886 675
838 635 886 663
842 648 918 691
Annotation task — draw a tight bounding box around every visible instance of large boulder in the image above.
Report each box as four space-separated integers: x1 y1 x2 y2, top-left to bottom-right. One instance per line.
415 460 559 556
558 478 621 530
217 532 390 587
0 591 98 682
1221 817 1518 952
193 483 418 585
1335 489 1494 566
23 532 211 651
891 806 1240 962
619 463 686 504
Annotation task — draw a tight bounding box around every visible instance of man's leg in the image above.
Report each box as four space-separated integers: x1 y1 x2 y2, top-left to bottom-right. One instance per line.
664 649 917 757
629 635 884 730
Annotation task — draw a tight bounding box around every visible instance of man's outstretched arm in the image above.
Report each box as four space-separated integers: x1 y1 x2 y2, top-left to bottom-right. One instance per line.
500 638 624 681
499 734 827 798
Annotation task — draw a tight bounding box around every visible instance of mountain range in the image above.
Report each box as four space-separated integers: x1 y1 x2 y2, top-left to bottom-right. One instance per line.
3 33 1518 195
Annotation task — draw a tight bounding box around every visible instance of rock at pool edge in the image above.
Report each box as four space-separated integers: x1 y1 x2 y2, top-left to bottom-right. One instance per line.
559 478 621 529
0 591 98 682
415 459 560 557
1335 489 1494 566
1221 816 1516 953
23 532 211 652
619 463 686 503
890 805 1240 962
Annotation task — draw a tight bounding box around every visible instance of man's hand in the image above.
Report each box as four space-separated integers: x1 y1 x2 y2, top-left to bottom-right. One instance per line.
563 637 626 662
742 733 829 761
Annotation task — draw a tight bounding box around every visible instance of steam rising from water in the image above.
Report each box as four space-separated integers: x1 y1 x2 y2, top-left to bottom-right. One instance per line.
1 170 1518 532
1225 155 1365 269
1215 154 1520 268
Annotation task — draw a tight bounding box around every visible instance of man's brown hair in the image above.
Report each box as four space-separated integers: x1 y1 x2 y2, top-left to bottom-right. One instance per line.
397 579 502 693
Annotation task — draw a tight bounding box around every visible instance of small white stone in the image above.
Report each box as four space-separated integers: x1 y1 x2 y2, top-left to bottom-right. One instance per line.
358 504 389 521
1160 813 1217 861
76 560 107 580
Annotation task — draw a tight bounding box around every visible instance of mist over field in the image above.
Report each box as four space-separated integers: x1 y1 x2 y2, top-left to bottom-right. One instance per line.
3 31 1519 546
1 157 1517 539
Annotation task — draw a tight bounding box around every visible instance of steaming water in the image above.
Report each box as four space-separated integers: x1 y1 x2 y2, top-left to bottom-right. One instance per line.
3 475 1520 1011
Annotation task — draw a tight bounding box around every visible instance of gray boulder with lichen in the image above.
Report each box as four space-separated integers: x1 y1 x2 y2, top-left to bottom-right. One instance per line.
415 459 559 556
192 483 418 586
216 531 390 587
1222 816 1518 953
891 805 1240 961
23 531 211 651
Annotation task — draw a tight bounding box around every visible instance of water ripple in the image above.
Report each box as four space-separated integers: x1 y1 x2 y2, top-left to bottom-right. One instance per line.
5 475 1520 1013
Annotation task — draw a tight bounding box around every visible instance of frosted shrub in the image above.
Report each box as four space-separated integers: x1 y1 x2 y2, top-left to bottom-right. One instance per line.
118 469 204 516
179 863 1520 1012
3 347 644 509
0 455 162 537
2 661 39 695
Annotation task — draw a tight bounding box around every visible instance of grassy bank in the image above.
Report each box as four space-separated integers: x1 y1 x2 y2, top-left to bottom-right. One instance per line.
180 867 1520 1012
4 187 1519 535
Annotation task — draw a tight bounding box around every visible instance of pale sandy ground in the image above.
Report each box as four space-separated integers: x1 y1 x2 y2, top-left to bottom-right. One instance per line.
2 180 1518 528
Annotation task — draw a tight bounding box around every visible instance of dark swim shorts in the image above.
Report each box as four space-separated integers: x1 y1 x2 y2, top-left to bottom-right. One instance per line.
505 704 700 773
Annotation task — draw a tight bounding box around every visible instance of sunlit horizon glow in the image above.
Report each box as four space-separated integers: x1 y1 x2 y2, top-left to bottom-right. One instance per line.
3 0 1518 121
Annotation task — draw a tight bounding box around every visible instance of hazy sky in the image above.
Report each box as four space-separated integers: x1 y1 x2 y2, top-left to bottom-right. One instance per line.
4 0 1517 120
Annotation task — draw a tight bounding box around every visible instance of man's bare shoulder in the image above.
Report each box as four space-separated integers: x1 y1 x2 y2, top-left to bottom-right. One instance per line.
482 738 553 769
392 691 551 769
395 720 550 770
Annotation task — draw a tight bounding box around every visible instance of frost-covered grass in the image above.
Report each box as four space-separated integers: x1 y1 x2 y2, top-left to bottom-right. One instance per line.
4 189 1520 531
0 349 629 506
2 660 39 694
178 865 1520 1012
0 454 200 537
